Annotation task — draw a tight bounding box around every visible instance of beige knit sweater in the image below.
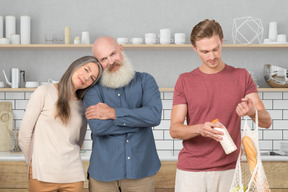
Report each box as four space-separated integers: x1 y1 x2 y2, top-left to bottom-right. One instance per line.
19 84 87 183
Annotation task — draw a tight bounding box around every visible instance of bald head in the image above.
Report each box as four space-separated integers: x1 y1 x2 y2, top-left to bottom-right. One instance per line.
92 36 121 58
92 36 124 69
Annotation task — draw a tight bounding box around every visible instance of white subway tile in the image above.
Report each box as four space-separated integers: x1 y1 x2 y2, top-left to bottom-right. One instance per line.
262 100 272 109
6 92 25 100
153 130 164 140
174 140 183 150
15 120 23 129
263 130 283 140
272 140 283 151
283 110 288 119
263 92 282 99
83 140 92 150
273 120 288 129
160 92 164 100
155 140 173 150
12 109 25 120
163 92 173 100
283 92 288 99
283 130 288 139
164 130 173 140
268 110 282 119
258 92 263 99
15 100 29 110
258 140 272 151
163 110 171 120
162 100 173 110
25 92 33 99
155 119 170 130
0 92 4 99
85 129 91 140
273 100 288 109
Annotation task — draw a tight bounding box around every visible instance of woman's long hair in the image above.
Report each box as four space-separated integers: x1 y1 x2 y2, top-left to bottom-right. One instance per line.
55 56 102 125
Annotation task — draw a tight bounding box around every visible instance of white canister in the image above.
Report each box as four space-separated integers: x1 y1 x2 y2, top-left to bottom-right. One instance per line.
145 33 157 44
268 22 277 42
81 32 90 44
20 16 31 44
5 16 16 42
10 34 20 44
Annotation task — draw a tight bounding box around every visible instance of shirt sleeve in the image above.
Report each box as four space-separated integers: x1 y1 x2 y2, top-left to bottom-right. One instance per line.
18 86 46 164
173 74 187 106
83 86 139 136
114 73 162 128
244 69 258 95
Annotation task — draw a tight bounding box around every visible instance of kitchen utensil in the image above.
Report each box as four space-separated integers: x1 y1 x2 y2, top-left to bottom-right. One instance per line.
3 68 26 88
0 102 13 151
264 64 288 88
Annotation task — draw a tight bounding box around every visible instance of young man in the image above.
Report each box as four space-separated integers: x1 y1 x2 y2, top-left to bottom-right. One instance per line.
170 19 272 192
83 36 162 192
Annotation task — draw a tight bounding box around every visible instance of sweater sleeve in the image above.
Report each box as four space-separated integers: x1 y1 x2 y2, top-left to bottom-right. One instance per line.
18 86 46 164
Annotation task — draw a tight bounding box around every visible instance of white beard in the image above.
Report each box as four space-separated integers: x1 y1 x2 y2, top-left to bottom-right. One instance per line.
100 53 135 89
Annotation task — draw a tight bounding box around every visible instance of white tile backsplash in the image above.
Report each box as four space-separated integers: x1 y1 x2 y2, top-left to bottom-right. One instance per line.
6 92 25 100
263 92 282 99
2 90 288 153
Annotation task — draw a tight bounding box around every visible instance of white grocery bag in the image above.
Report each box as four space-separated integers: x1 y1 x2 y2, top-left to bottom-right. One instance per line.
229 110 270 192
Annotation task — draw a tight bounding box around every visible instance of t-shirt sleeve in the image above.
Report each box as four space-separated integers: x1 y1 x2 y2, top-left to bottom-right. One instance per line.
173 75 187 106
244 69 258 95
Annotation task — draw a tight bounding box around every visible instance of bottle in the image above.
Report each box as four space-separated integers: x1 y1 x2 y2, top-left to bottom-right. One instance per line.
212 118 237 155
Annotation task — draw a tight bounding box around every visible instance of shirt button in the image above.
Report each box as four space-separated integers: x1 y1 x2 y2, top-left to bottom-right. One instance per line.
127 157 130 160
118 93 120 96
123 123 126 126
126 140 129 143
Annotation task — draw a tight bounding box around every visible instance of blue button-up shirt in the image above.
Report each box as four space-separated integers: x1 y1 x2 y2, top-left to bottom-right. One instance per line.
83 72 162 182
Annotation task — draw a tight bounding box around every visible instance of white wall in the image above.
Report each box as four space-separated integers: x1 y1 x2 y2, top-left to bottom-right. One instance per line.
1 0 288 88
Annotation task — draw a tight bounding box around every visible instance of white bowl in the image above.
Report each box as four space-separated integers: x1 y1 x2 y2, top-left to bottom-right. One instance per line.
25 81 39 88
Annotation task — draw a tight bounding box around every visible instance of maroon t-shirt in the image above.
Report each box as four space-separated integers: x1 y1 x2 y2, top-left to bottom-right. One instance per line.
173 64 257 171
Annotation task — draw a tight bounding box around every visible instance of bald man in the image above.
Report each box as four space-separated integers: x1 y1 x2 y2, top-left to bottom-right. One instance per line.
83 36 162 192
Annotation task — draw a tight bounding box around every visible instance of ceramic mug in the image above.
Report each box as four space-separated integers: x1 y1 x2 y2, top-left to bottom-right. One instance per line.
145 33 157 44
10 34 20 44
277 34 287 43
174 33 186 44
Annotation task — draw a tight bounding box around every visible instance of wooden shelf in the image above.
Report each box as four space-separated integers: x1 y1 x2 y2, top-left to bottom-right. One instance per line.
1 44 288 48
0 88 287 92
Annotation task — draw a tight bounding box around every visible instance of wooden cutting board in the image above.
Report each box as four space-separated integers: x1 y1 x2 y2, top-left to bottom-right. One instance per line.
0 102 13 151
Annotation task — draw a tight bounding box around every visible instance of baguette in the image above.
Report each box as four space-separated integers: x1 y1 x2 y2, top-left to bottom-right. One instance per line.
242 136 257 173
242 136 270 192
